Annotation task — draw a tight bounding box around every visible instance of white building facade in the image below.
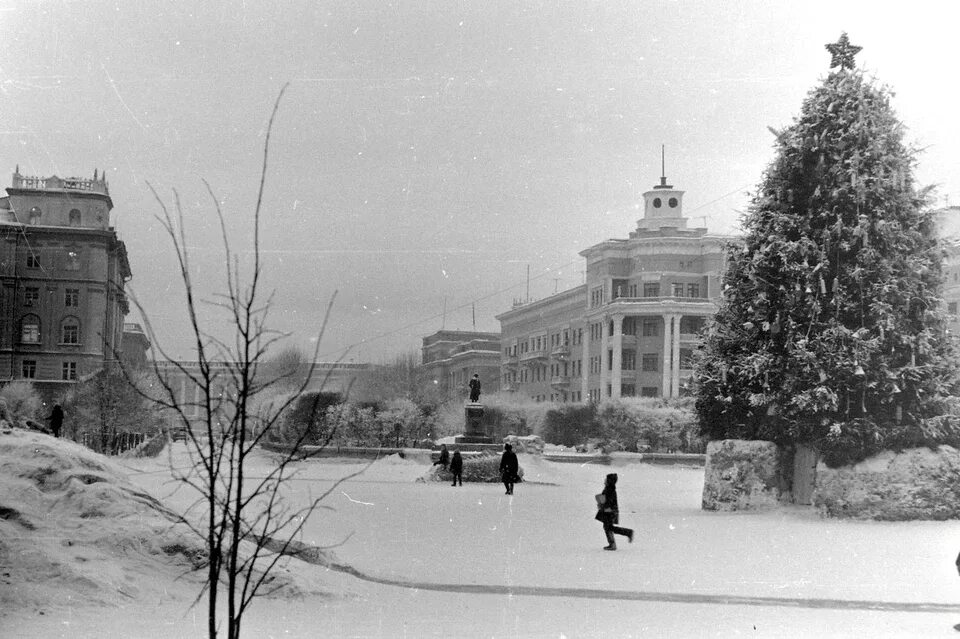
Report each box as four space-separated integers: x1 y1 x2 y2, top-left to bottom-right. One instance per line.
498 175 733 402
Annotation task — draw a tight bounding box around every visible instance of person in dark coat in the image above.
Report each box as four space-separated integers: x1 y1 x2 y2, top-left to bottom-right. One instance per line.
434 444 450 470
450 449 463 487
468 374 481 403
499 443 519 495
46 404 64 438
595 472 634 550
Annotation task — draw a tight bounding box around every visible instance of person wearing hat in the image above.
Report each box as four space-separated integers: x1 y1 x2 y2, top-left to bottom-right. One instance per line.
595 472 634 550
499 443 519 495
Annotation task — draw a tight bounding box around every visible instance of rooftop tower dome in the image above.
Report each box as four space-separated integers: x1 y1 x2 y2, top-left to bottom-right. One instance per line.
636 146 687 232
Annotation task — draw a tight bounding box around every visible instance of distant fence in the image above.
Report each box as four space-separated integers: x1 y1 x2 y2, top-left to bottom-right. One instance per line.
74 431 147 456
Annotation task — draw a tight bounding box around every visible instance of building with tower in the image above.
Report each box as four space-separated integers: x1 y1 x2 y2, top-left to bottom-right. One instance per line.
0 169 132 401
497 170 732 402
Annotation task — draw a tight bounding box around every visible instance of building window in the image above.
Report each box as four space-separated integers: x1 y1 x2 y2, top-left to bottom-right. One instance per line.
642 318 659 337
21 315 40 343
69 209 81 226
62 361 77 381
590 286 604 308
680 348 694 369
61 317 80 344
66 251 80 271
687 283 700 298
643 283 659 298
672 283 685 297
641 386 659 398
641 353 659 372
65 288 79 307
680 316 706 334
621 384 635 397
29 206 41 224
622 350 636 370
21 360 36 379
26 253 41 269
24 287 39 306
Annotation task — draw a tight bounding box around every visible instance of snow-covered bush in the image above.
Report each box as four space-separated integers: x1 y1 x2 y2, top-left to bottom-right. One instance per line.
0 381 42 424
426 452 524 483
541 398 701 453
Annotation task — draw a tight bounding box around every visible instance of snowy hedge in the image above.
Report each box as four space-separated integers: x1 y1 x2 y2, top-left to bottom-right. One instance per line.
424 452 524 484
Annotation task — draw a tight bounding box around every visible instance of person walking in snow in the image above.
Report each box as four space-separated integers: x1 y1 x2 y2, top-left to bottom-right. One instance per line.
450 449 463 486
434 443 450 470
46 404 64 438
499 443 518 495
595 472 634 551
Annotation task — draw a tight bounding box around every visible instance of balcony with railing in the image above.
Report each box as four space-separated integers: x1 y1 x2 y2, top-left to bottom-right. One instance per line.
605 295 716 310
13 171 110 196
551 343 570 359
550 375 570 387
519 348 549 363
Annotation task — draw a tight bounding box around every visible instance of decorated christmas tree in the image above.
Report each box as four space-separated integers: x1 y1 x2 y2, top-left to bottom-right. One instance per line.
694 34 960 466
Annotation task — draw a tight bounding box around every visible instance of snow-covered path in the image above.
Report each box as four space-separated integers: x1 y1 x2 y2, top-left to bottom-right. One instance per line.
14 443 960 638
272 454 960 608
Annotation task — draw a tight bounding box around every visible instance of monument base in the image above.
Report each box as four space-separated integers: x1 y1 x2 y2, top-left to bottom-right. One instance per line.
459 402 492 444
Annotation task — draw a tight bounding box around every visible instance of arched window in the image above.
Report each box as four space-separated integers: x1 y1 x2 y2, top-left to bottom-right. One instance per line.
61 316 80 345
28 207 41 224
20 314 40 343
69 209 81 226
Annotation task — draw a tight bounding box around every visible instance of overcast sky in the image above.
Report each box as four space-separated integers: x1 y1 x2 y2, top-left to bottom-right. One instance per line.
1 1 957 363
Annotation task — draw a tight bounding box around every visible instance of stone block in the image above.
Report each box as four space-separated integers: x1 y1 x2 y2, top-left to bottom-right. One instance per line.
813 446 960 520
701 439 783 511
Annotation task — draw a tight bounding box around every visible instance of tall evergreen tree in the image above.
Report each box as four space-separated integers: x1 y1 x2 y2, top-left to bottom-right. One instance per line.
694 34 960 465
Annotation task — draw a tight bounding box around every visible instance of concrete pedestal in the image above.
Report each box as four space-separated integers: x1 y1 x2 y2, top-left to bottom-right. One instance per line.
455 402 492 444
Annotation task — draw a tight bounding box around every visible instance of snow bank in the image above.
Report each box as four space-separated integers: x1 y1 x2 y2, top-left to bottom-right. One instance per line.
0 428 203 613
0 429 359 619
814 445 960 520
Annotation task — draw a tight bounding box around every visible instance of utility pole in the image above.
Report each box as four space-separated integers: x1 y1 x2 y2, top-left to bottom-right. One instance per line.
526 264 530 303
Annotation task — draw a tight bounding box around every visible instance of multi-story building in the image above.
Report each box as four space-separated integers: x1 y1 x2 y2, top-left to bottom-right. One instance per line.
421 330 501 399
0 169 131 400
497 174 732 402
153 360 372 427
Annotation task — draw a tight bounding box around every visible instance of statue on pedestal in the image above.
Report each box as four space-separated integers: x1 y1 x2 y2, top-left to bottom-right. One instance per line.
468 374 481 403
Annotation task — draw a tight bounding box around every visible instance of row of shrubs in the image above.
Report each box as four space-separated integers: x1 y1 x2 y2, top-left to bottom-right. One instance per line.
270 389 702 454
542 397 704 453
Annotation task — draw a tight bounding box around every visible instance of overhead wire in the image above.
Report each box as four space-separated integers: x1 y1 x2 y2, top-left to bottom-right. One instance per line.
314 182 751 359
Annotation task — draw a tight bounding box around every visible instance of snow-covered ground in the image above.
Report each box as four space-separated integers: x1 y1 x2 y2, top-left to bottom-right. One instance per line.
6 433 960 638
